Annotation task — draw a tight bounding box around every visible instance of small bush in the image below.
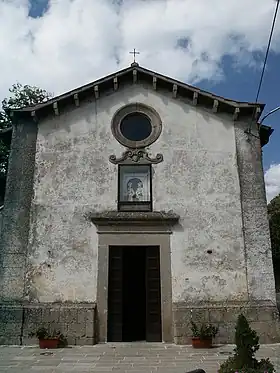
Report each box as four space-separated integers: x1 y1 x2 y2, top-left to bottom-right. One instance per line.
29 327 66 343
190 321 218 339
219 314 275 373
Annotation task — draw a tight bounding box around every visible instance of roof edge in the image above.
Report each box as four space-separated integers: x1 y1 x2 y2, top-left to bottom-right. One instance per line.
8 64 265 123
9 65 135 114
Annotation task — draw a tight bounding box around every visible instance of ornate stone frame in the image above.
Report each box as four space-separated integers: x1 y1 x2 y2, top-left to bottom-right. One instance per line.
90 211 179 344
111 103 162 149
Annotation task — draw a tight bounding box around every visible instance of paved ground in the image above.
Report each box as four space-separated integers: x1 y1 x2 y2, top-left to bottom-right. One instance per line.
1 343 280 373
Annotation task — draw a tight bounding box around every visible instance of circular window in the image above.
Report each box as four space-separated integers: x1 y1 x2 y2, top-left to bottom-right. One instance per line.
120 113 152 141
111 103 162 148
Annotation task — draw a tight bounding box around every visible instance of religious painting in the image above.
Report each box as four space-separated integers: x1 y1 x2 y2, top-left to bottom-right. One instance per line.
119 165 151 204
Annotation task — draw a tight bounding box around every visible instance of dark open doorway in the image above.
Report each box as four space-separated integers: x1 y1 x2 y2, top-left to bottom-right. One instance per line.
123 246 146 341
107 246 162 342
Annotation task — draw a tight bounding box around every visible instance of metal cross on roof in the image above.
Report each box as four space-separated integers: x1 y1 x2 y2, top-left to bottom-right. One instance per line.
129 48 140 63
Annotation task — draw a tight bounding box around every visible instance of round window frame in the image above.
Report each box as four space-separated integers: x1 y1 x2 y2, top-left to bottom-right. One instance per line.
111 103 162 148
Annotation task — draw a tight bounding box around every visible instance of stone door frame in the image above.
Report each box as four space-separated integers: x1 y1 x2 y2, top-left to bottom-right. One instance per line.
96 227 173 343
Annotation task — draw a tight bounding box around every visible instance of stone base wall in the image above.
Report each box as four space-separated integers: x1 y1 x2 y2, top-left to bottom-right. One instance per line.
2 300 280 345
0 302 96 346
173 301 280 344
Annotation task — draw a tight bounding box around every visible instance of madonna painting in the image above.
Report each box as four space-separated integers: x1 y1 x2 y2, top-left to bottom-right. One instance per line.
119 165 150 203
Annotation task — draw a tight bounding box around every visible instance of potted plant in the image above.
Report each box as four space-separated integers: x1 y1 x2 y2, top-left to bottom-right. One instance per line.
29 327 64 349
190 321 218 348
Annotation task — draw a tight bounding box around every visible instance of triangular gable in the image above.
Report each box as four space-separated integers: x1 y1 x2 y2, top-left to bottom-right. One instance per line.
8 63 264 118
5 62 273 146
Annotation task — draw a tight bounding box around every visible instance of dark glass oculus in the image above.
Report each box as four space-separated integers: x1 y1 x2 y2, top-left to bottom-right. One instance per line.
120 113 152 142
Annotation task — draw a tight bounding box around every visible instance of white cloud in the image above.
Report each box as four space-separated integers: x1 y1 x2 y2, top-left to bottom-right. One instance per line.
0 0 280 101
265 164 280 203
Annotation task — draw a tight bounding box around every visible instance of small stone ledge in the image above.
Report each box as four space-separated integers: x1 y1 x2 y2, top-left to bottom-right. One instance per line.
89 210 180 226
173 299 278 309
172 300 280 344
0 302 97 346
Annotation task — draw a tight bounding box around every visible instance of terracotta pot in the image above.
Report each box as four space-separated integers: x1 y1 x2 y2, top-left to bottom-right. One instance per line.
39 338 59 349
191 337 212 348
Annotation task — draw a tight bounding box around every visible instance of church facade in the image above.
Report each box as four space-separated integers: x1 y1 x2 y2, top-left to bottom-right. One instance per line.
0 63 279 345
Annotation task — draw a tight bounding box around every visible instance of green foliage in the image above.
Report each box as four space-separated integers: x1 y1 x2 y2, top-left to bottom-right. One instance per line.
0 139 9 173
29 327 67 345
57 334 68 348
190 321 218 339
268 193 280 260
268 193 280 216
234 313 259 366
2 83 51 111
219 357 274 373
29 327 54 339
0 84 51 130
219 314 275 373
0 139 9 204
0 111 11 130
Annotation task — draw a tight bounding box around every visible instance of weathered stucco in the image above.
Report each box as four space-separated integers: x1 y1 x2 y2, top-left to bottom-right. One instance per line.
235 122 276 303
25 83 267 305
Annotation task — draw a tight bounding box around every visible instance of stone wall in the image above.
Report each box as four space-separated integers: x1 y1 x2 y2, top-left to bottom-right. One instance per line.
0 302 96 345
173 301 280 344
234 121 276 303
0 120 38 301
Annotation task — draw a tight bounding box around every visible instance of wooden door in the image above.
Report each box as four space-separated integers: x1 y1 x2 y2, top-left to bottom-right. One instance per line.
146 246 162 342
107 246 123 342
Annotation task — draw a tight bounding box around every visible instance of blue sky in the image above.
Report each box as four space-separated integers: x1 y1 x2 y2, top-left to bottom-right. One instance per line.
1 0 280 201
201 53 280 171
28 0 48 18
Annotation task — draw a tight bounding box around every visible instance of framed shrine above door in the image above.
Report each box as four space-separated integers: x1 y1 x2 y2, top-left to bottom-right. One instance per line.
118 165 152 212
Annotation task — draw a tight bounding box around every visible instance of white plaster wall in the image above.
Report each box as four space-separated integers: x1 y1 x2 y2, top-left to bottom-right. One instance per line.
28 84 247 303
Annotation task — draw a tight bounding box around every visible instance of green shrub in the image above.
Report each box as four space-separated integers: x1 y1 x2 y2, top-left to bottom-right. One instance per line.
29 327 67 346
190 321 218 339
219 314 275 373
